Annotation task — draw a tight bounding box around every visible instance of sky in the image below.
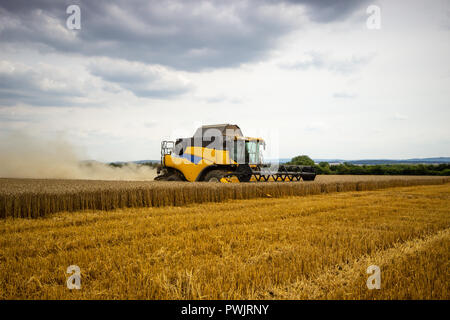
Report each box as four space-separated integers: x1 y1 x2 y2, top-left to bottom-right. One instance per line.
0 0 449 162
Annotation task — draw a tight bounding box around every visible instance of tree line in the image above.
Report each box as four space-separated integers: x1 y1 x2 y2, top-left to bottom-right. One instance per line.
287 155 450 176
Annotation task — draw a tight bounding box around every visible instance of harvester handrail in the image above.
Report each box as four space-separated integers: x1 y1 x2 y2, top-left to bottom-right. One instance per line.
161 140 174 166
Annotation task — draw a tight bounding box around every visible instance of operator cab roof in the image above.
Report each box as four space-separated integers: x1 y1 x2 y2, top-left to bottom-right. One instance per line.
193 124 265 142
194 124 243 137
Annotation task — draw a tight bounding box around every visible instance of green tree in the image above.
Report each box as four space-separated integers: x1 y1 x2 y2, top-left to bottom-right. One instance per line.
288 155 315 166
316 162 331 174
319 161 330 168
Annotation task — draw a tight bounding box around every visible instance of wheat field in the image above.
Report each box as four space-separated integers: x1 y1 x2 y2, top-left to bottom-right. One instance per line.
1 175 449 218
0 183 449 299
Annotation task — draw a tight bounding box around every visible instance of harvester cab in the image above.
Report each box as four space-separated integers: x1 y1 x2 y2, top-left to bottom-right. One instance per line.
155 124 316 182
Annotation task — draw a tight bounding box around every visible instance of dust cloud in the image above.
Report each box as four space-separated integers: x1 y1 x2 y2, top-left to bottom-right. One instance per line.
0 132 157 180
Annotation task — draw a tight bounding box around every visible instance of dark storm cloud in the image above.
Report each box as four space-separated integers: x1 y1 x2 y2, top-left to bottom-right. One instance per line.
0 0 369 106
88 58 193 98
0 63 85 107
0 0 369 71
281 0 371 22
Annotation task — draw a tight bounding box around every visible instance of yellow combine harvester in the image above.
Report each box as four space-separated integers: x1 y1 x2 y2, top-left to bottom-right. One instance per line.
155 124 316 182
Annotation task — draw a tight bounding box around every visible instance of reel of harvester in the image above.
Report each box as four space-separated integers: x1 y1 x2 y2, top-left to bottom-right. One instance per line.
249 164 316 182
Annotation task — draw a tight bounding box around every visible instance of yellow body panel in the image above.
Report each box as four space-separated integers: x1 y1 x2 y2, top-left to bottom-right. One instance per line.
184 146 234 165
164 155 207 182
164 146 236 182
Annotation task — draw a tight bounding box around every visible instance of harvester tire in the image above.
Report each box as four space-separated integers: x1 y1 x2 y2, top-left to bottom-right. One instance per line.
166 174 183 181
301 174 316 181
204 170 226 182
237 174 252 182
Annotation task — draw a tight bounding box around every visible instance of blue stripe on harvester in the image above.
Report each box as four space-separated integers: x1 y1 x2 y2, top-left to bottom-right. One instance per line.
173 153 204 164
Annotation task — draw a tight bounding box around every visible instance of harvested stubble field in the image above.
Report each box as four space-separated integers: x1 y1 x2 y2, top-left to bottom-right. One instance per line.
0 183 449 299
1 175 449 219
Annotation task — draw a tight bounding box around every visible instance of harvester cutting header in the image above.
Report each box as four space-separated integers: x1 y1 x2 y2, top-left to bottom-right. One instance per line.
155 124 316 182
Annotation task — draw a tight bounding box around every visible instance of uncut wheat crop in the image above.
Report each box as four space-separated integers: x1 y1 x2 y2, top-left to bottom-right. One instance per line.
1 175 449 218
0 183 449 299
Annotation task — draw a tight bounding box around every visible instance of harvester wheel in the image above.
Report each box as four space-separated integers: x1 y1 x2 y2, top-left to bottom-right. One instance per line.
204 170 226 182
166 174 183 181
237 174 252 182
301 174 316 181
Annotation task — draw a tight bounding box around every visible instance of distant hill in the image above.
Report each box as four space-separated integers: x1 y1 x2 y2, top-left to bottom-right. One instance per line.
312 159 346 164
133 160 160 164
109 160 160 165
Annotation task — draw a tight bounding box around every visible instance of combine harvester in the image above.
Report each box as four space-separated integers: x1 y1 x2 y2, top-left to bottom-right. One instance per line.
155 124 316 182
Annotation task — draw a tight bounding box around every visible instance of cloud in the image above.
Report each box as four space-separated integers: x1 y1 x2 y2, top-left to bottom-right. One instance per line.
279 51 373 75
0 0 369 71
392 113 408 120
0 57 192 108
0 60 91 107
333 92 356 99
89 58 193 98
305 121 328 132
203 95 243 104
282 0 371 22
